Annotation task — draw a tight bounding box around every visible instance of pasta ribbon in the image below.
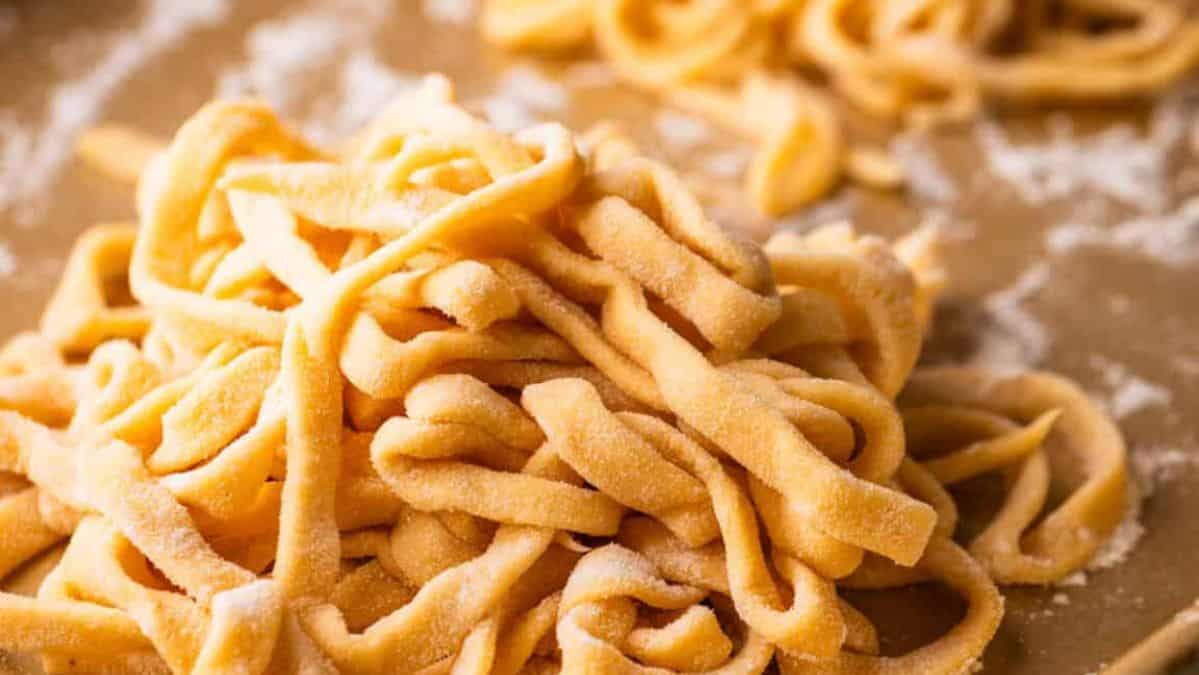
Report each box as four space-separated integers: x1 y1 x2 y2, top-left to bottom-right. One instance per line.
0 77 1130 674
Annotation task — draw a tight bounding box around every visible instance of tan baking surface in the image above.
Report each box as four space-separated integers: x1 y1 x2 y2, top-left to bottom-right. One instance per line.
1 1 1198 673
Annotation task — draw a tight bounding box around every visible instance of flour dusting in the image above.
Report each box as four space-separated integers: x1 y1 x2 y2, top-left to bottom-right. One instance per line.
1133 447 1199 498
0 0 231 225
0 242 15 278
1087 493 1145 571
890 131 957 203
977 102 1184 212
701 150 749 179
422 0 474 25
480 64 567 132
217 1 412 144
1046 195 1199 267
973 263 1051 367
655 110 711 151
1089 355 1172 420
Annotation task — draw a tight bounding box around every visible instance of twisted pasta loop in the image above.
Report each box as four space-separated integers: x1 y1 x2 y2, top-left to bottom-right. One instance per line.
0 78 1130 674
900 367 1128 585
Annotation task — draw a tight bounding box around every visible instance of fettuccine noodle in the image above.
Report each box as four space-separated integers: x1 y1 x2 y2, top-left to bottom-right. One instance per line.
482 0 1199 215
0 75 1128 674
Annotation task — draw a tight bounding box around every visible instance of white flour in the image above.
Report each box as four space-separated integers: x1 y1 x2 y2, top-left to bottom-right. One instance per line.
216 0 413 144
891 131 957 203
1133 447 1199 498
422 0 475 26
563 61 619 89
701 149 750 179
976 99 1186 212
655 110 712 151
479 64 567 132
217 10 356 113
973 262 1051 367
1089 355 1172 420
1046 195 1199 267
777 195 855 233
313 51 419 143
1087 494 1146 571
0 0 231 225
0 242 15 278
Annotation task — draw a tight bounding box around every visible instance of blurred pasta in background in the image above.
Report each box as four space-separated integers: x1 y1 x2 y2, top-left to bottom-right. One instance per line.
482 0 1199 215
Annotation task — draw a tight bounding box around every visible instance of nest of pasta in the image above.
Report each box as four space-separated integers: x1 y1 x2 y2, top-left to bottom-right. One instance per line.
0 75 1127 674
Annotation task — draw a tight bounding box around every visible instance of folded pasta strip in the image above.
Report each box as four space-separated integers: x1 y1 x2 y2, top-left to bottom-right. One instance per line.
0 75 1128 674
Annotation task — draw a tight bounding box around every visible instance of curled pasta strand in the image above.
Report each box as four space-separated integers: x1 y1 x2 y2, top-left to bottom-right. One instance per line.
901 367 1128 584
778 538 1002 675
515 199 936 563
39 224 150 356
763 226 922 399
0 333 76 427
557 544 776 674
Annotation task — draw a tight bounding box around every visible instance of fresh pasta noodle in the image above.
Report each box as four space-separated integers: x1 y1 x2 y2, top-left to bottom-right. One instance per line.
0 75 1130 673
482 0 1199 214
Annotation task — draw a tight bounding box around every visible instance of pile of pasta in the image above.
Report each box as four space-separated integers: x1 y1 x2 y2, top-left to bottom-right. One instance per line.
482 0 1199 215
0 75 1128 674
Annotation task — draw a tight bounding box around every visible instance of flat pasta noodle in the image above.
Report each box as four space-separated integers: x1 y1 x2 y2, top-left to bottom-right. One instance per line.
0 75 1131 674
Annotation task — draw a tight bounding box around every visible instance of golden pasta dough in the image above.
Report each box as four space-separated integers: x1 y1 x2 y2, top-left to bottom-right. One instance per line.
481 0 1199 215
0 75 1130 674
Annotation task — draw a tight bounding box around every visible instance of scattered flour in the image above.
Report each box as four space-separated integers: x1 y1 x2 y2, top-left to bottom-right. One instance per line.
973 262 1051 367
890 131 957 203
1056 571 1089 587
976 104 1184 212
1087 489 1145 571
1177 603 1199 625
700 150 750 179
1046 195 1199 267
1088 355 1172 420
1133 447 1199 498
217 0 412 144
0 242 15 278
563 61 619 89
776 195 854 232
1052 593 1070 606
421 0 474 26
313 51 419 142
654 110 712 151
0 0 231 224
480 64 568 132
217 9 358 112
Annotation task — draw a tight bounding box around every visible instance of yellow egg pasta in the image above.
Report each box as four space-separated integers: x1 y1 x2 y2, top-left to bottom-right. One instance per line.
1 76 1130 673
